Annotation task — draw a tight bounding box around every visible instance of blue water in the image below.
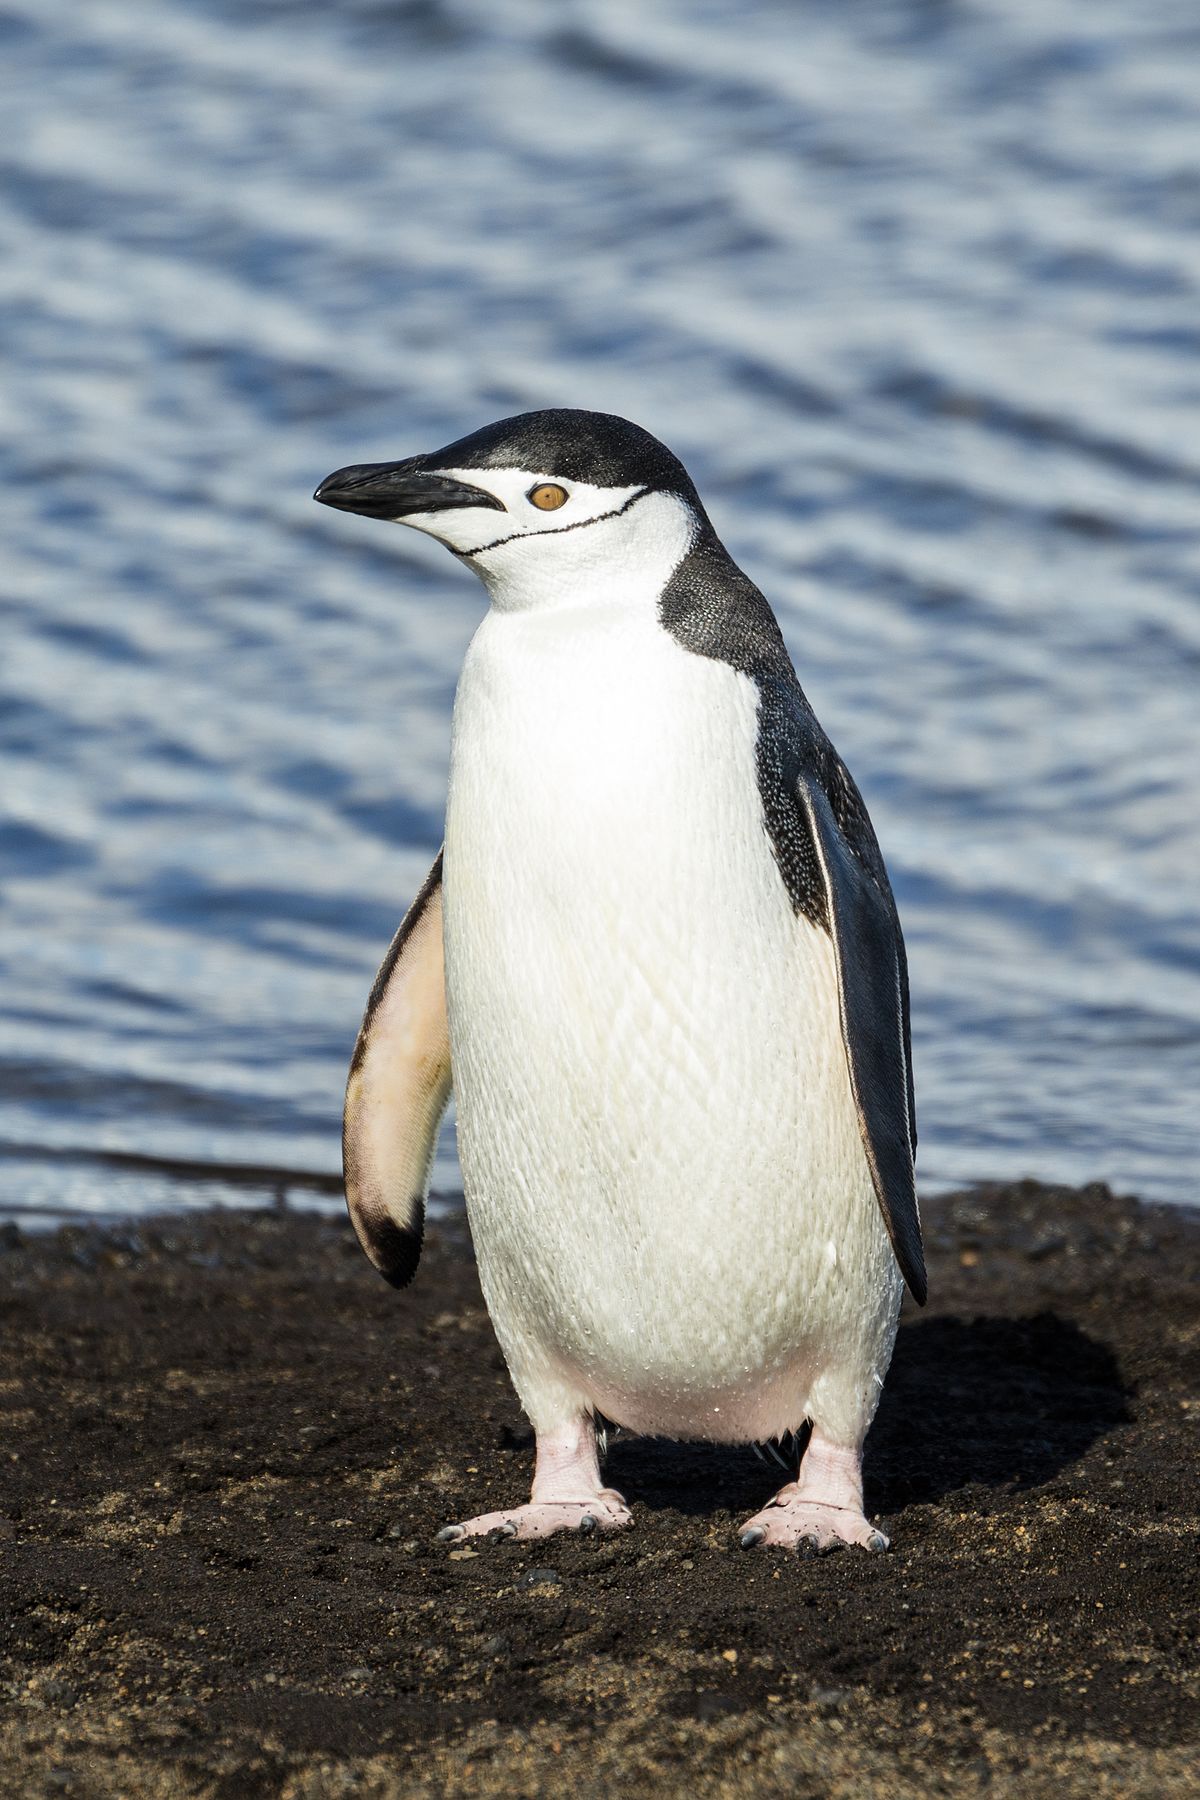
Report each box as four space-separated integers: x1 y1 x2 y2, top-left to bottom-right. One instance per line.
2 0 1198 1223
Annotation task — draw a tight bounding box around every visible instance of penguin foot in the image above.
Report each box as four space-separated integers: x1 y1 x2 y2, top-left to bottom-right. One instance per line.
437 1489 631 1543
736 1491 888 1555
737 1428 888 1554
439 1415 632 1542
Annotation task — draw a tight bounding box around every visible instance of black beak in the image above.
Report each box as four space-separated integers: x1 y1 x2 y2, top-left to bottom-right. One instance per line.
313 459 506 521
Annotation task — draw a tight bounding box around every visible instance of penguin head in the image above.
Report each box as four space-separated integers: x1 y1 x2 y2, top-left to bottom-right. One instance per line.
314 410 706 610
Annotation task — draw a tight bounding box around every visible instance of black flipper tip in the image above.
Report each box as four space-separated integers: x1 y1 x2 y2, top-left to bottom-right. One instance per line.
901 1240 928 1307
370 1214 424 1289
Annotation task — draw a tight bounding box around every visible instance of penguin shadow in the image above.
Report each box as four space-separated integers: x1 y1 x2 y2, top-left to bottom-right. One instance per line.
867 1310 1130 1512
601 1312 1129 1520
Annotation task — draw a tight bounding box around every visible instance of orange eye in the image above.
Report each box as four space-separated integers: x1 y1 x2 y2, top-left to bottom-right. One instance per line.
528 482 569 511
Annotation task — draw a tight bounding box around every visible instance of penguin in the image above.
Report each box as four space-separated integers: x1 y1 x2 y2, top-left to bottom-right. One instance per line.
314 410 924 1552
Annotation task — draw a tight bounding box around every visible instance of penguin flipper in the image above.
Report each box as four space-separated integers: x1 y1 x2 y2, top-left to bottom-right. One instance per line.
795 777 927 1305
343 851 450 1288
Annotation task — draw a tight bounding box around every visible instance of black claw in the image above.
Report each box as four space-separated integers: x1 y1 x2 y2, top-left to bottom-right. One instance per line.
740 1526 766 1550
578 1513 597 1534
436 1525 464 1543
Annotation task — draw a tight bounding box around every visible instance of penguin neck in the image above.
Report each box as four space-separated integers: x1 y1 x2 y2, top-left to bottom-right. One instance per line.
657 519 796 685
468 490 699 618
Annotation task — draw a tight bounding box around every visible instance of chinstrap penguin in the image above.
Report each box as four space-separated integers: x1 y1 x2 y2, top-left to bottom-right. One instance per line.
315 410 925 1553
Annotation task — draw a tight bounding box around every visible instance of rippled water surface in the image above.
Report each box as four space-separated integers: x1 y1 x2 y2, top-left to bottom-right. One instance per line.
3 0 1199 1221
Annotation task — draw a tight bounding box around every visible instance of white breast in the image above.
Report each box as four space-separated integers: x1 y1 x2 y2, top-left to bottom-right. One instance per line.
442 597 899 1447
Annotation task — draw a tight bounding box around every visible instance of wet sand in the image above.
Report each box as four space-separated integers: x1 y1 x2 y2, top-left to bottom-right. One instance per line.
0 1179 1196 1797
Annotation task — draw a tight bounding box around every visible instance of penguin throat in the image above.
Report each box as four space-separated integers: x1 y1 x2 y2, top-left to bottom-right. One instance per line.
466 490 699 617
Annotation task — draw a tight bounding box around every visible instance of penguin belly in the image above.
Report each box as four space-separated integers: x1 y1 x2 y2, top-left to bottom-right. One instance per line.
443 603 901 1448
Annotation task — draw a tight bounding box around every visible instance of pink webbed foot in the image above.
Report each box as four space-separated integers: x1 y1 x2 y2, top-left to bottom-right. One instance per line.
738 1488 888 1554
437 1489 631 1543
435 1415 632 1546
738 1429 889 1555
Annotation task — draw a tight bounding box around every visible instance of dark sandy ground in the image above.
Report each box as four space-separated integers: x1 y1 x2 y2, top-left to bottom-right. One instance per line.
0 1179 1196 1798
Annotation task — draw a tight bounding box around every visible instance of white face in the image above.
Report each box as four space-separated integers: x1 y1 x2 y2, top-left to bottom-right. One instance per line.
396 466 699 614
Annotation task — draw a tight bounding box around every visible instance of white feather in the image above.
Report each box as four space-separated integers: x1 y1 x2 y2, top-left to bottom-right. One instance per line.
442 493 901 1449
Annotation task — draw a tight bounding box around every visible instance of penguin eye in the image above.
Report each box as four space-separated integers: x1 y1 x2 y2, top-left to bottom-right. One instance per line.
527 482 569 511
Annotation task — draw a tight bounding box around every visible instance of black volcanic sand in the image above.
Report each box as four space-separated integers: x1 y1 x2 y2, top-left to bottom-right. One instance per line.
0 1182 1196 1798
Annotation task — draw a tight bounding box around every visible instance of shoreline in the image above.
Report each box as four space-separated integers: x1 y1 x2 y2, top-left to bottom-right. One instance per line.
0 1179 1196 1797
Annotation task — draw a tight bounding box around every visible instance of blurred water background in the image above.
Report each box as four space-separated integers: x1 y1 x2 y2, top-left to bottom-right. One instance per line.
2 0 1198 1224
